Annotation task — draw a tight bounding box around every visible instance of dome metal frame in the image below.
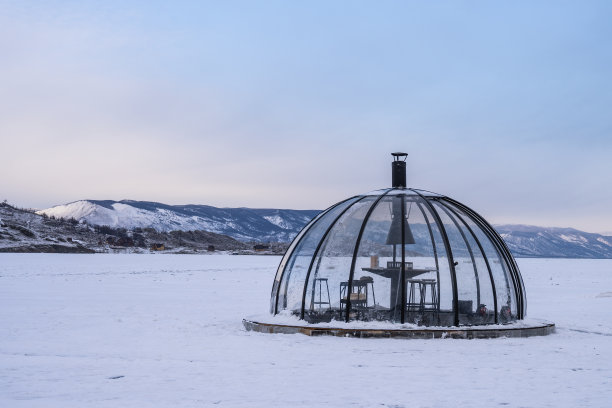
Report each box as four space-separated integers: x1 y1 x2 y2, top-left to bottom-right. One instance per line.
270 187 526 327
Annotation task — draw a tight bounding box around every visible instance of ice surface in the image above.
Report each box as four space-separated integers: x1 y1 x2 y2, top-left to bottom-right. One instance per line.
1 255 611 407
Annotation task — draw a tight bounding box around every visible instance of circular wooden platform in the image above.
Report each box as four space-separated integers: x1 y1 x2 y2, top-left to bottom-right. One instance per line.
243 319 555 339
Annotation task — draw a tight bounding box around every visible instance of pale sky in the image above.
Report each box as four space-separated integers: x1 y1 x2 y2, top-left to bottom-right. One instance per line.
1 1 611 233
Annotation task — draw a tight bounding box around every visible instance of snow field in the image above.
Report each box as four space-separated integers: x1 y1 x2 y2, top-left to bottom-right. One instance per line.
0 255 611 407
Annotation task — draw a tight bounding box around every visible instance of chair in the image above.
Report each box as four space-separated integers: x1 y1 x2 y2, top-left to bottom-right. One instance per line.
339 276 375 311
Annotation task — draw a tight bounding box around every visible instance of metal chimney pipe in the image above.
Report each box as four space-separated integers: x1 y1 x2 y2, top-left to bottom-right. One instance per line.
391 152 408 188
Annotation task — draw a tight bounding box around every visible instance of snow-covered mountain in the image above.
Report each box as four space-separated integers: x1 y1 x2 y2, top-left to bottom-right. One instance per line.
494 224 612 258
1 202 248 253
36 200 612 257
38 200 320 243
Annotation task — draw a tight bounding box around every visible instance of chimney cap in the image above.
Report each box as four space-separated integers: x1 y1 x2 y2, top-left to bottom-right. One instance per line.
391 152 408 161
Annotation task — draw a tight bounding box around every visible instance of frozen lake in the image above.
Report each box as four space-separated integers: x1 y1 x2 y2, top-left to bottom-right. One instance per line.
1 254 611 407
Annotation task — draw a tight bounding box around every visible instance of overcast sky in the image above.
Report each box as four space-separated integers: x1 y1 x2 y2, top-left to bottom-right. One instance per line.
1 1 611 233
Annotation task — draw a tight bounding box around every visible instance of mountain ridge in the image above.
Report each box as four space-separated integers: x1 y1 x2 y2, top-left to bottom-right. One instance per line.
34 199 612 258
1 202 250 254
495 224 612 258
38 199 319 243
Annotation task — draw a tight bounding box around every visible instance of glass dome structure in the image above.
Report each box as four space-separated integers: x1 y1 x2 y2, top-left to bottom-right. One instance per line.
270 154 526 327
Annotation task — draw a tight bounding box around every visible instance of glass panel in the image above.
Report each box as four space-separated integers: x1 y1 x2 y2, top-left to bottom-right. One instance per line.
432 201 482 326
270 203 328 313
517 260 527 318
406 197 453 325
361 188 419 197
348 195 450 325
439 202 496 324
275 196 361 315
492 237 524 318
442 200 518 323
500 252 519 320
410 188 443 198
349 196 398 322
302 196 378 323
484 239 517 321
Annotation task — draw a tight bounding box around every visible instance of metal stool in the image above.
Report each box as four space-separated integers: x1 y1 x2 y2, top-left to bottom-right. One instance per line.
311 278 331 311
407 279 438 312
420 279 438 311
407 279 423 311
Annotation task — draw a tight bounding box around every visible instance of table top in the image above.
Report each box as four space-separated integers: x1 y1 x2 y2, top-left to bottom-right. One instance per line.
362 267 436 279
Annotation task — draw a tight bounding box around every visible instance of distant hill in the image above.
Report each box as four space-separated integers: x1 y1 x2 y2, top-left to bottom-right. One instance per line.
495 224 612 258
0 202 249 254
32 199 612 258
38 200 319 242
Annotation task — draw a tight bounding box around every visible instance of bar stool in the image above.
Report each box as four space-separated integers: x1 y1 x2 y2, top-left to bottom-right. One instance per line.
407 279 423 311
311 278 331 311
420 279 438 311
407 279 438 312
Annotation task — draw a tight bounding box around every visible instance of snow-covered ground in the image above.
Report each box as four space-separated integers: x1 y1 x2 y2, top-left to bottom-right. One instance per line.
1 255 611 407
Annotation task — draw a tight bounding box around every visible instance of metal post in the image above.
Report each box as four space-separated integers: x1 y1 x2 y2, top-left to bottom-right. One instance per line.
400 194 406 324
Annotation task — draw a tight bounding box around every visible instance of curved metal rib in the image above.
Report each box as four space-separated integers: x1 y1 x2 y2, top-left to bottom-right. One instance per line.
298 195 370 319
435 201 482 311
442 197 525 319
415 201 441 314
345 189 393 322
438 200 499 324
410 189 459 326
272 195 358 314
